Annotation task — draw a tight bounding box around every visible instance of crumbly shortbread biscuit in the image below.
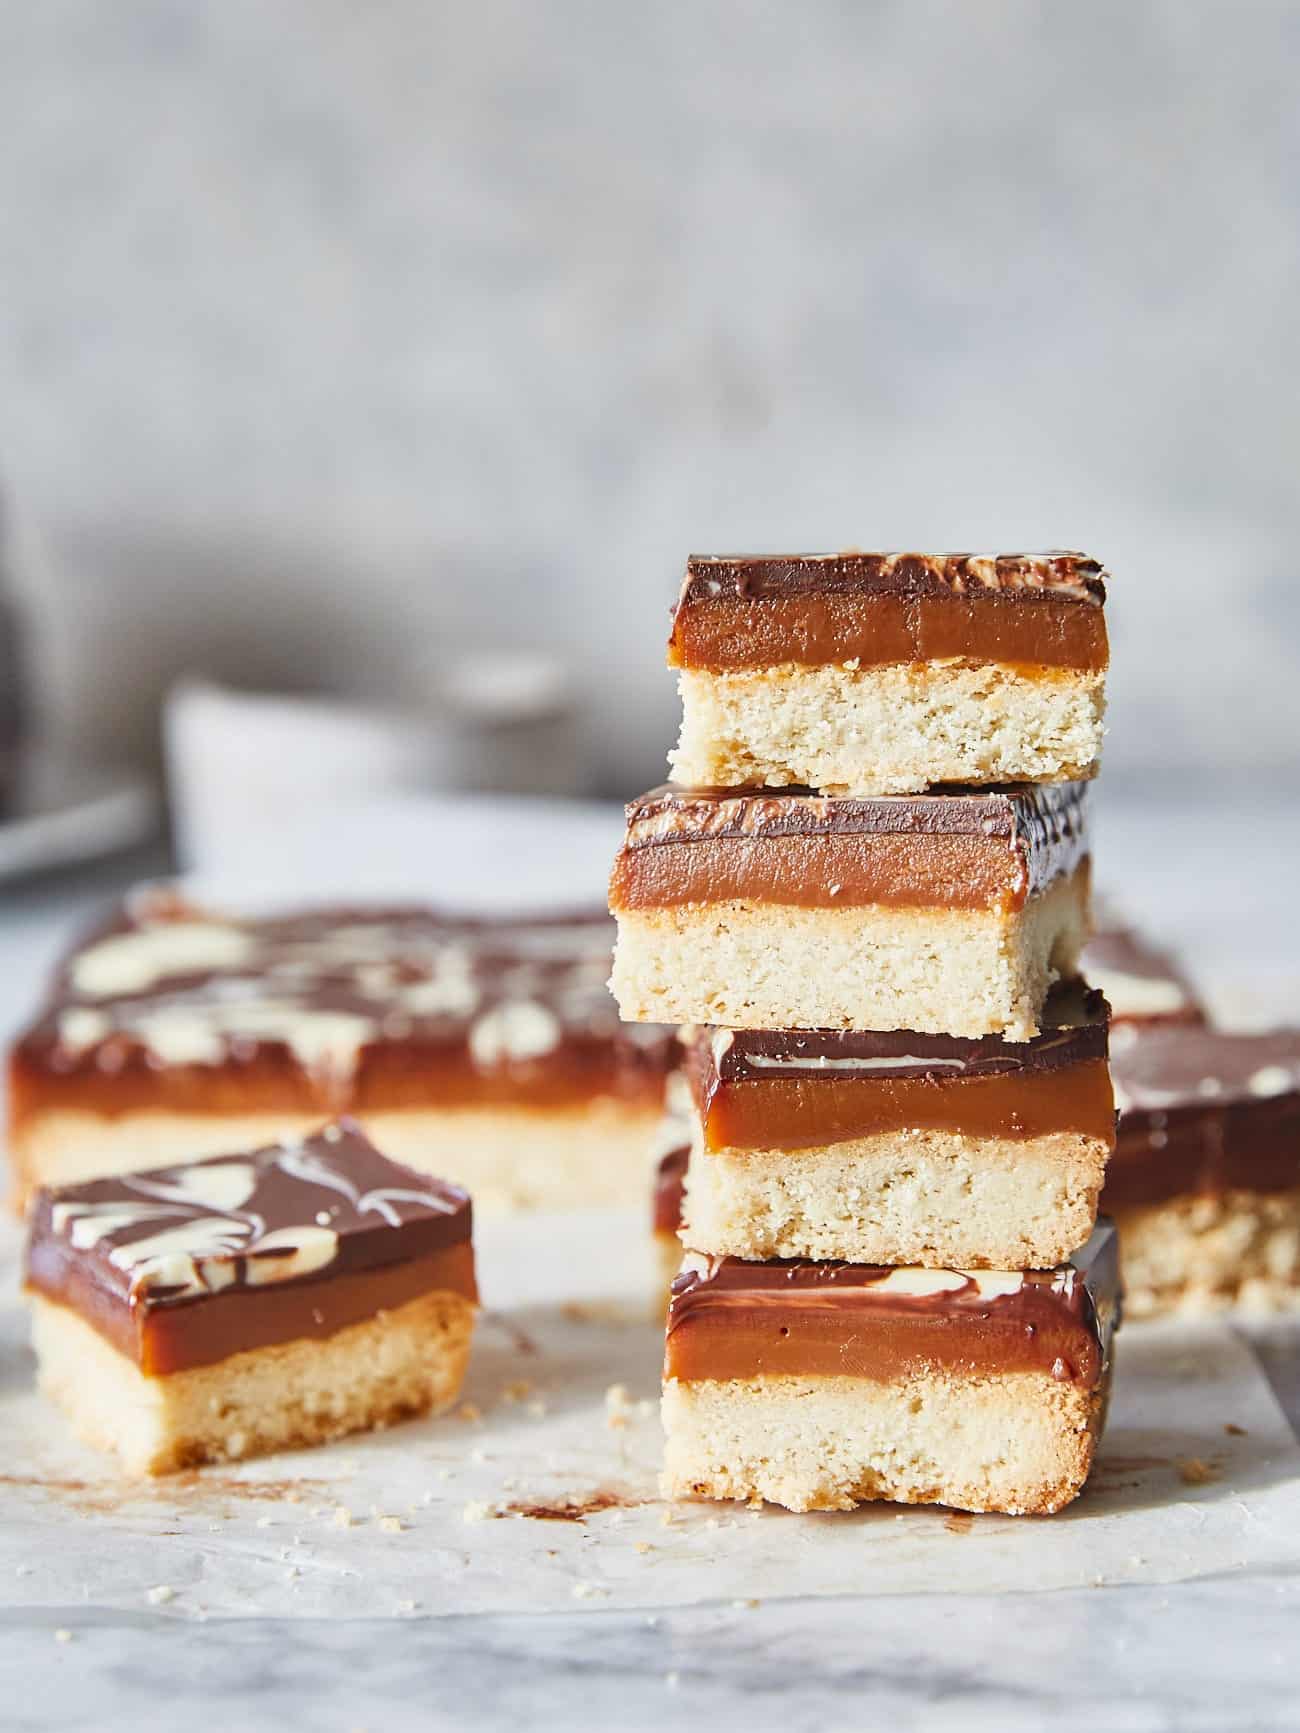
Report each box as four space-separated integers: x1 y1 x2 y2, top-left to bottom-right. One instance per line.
671 662 1105 798
661 1368 1110 1515
681 1128 1110 1269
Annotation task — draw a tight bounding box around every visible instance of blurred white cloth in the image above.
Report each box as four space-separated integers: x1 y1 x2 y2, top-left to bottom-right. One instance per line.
165 665 592 880
173 785 623 918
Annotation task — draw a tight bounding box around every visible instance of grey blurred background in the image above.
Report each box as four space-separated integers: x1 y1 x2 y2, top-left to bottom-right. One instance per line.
1 0 1298 799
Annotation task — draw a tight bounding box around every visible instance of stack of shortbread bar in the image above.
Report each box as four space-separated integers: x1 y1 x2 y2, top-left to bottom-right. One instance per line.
611 551 1122 1515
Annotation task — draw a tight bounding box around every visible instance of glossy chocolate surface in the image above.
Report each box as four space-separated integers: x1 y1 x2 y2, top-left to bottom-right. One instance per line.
670 552 1109 672
685 985 1115 1150
1081 927 1206 1028
1104 1028 1300 1209
704 983 1107 1082
25 1121 477 1373
12 894 673 1120
653 1142 689 1235
664 1222 1119 1387
611 783 1091 913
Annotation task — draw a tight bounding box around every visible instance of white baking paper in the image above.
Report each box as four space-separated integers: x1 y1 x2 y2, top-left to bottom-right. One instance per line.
2 1210 1298 1621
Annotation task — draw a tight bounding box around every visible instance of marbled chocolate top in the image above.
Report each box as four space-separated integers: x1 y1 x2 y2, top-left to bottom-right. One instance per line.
17 891 672 1090
699 982 1108 1084
1104 1027 1300 1208
26 1121 471 1313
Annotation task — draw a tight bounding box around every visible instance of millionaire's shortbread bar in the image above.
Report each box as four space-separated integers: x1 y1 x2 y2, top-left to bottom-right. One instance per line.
677 983 1115 1268
668 552 1108 796
661 1222 1119 1515
24 1121 477 1474
610 782 1092 1039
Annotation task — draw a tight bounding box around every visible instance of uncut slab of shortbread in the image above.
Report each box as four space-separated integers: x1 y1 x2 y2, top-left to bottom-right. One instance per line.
8 893 673 1211
609 781 1092 1040
668 551 1109 797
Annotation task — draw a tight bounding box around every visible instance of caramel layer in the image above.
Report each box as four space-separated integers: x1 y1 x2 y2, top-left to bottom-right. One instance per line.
611 831 1022 913
664 1226 1117 1388
32 1244 477 1376
671 590 1109 673
8 1040 667 1136
693 1060 1116 1152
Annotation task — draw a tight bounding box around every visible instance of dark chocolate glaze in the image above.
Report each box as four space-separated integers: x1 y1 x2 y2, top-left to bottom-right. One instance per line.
653 1143 689 1235
622 782 1090 899
697 982 1108 1084
665 1221 1120 1388
25 1121 476 1371
1105 1028 1300 1208
677 552 1107 608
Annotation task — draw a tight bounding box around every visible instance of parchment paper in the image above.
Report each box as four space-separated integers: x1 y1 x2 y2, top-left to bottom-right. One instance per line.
3 1210 1297 1620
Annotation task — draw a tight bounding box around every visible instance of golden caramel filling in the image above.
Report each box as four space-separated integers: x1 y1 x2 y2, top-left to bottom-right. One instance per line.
697 1060 1115 1152
670 591 1109 673
610 832 1030 915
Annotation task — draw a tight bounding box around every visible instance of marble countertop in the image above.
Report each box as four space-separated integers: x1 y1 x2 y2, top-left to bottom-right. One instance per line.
1 796 1298 1732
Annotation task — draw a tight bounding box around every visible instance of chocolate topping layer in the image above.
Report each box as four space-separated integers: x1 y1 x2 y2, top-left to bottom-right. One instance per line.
612 783 1090 913
12 893 672 1117
25 1121 476 1374
669 552 1109 672
684 985 1115 1150
653 1143 689 1235
678 552 1107 606
702 983 1107 1083
1081 927 1205 1028
1104 1028 1300 1209
664 1222 1119 1387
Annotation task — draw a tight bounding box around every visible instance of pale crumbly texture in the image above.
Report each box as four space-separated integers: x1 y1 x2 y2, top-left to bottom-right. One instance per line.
8 1100 664 1214
681 1127 1110 1268
611 867 1088 1039
1113 1188 1300 1319
669 663 1106 797
29 1289 476 1476
661 1368 1109 1515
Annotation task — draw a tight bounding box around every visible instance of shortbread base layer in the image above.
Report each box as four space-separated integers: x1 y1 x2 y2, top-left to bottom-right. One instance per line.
1112 1187 1300 1318
611 869 1088 1039
662 1368 1107 1514
681 1128 1110 1268
669 663 1106 797
30 1289 476 1476
8 1101 663 1214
